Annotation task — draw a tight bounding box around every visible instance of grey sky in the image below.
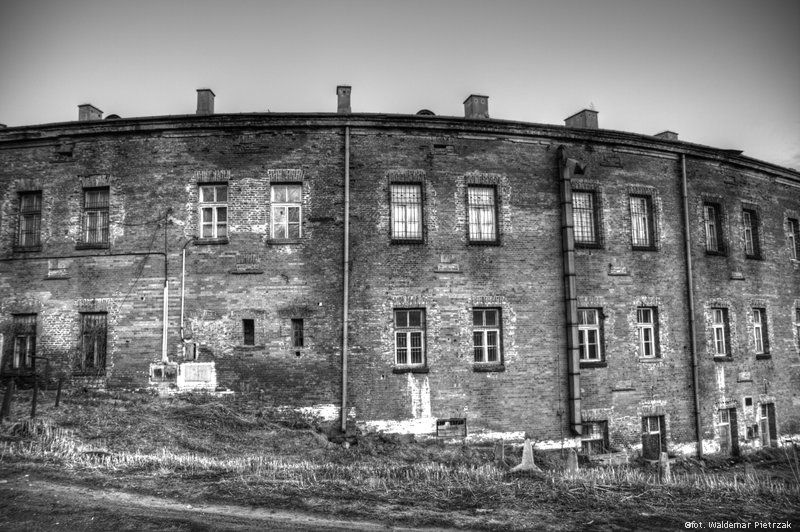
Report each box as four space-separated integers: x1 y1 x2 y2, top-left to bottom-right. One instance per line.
1 0 798 169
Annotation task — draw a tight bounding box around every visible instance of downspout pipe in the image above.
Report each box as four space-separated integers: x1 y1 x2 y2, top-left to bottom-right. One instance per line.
180 237 197 359
161 211 171 364
681 154 703 457
340 125 351 433
558 146 584 436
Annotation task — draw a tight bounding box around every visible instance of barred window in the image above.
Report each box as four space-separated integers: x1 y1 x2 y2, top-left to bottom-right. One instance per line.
390 184 422 241
630 195 654 248
83 188 110 245
394 309 425 366
636 307 659 358
9 314 36 370
472 308 501 363
199 184 228 239
79 313 107 373
742 209 761 259
582 421 609 455
578 308 603 362
271 184 302 239
17 192 42 248
573 191 599 245
467 186 497 242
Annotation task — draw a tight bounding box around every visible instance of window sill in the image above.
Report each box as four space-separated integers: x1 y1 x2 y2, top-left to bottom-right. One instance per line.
713 355 733 362
580 361 607 369
468 240 501 247
267 239 303 245
390 239 424 245
392 366 429 374
575 243 603 250
75 242 109 250
13 245 42 253
755 354 772 360
194 238 229 246
638 357 662 363
705 250 727 257
632 246 658 252
229 269 264 275
472 364 505 372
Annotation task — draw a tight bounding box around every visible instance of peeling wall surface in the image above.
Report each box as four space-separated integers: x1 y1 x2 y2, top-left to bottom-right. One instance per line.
1 112 799 457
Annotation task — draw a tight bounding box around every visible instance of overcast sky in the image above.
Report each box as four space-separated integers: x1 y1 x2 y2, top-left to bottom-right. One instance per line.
1 0 798 169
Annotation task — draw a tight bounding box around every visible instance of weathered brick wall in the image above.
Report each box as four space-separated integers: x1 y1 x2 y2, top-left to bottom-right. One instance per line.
0 115 797 453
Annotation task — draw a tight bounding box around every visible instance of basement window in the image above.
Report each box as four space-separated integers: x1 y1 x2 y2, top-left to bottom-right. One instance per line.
243 319 255 346
581 421 609 455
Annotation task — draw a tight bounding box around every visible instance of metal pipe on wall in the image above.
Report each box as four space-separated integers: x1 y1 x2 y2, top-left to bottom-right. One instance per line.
558 146 583 436
340 125 351 433
681 154 703 457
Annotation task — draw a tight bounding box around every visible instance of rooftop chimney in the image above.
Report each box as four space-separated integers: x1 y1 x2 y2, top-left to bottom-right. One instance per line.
464 94 489 119
654 130 678 141
564 109 598 129
78 104 103 121
196 89 215 115
337 85 351 114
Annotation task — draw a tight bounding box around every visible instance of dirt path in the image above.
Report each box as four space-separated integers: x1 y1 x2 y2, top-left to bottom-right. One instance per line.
0 473 450 531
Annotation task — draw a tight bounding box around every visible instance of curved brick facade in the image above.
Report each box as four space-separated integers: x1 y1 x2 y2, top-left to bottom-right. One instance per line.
1 105 798 456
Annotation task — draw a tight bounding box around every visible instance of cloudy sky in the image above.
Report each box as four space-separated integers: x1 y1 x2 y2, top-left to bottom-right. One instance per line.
1 0 798 169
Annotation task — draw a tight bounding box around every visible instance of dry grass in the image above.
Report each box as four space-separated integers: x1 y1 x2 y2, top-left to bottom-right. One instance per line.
2 391 799 529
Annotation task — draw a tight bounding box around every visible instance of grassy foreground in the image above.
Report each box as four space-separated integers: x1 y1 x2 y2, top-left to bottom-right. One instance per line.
1 389 799 531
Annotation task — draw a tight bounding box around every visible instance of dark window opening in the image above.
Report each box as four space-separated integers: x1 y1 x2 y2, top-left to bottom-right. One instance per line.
742 208 761 259
291 319 304 348
17 191 42 249
243 319 255 346
79 313 107 374
703 202 725 254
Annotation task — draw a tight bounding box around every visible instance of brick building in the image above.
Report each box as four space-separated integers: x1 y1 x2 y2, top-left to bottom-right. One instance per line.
1 88 798 457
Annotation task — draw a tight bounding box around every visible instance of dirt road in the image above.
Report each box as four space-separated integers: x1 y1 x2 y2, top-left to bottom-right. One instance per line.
0 473 448 531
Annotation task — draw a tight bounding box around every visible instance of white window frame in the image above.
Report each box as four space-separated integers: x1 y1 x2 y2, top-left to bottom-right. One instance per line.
645 415 662 435
271 183 303 240
752 308 767 355
712 308 728 356
573 191 598 245
467 186 497 243
578 308 602 362
390 183 423 241
704 203 721 253
472 308 501 363
198 184 228 239
630 195 653 248
789 218 799 260
394 309 426 366
636 307 658 358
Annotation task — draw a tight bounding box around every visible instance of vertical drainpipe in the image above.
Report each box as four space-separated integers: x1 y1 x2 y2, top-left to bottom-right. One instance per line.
340 126 351 433
558 146 583 436
681 154 703 457
161 212 170 363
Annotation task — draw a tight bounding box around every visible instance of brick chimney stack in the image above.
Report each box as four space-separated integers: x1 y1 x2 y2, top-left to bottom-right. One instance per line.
564 109 598 129
196 89 215 115
464 94 489 119
78 104 103 121
337 85 351 114
654 130 679 141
